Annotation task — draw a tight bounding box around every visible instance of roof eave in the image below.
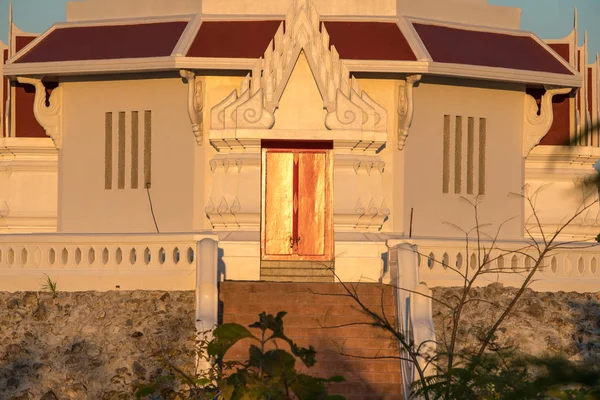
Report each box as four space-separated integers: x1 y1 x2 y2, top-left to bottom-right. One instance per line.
3 57 581 89
2 56 259 78
343 59 581 88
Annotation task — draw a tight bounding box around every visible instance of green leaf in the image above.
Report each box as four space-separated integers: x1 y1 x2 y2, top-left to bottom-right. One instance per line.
327 375 345 383
261 349 297 376
134 384 156 399
208 323 257 359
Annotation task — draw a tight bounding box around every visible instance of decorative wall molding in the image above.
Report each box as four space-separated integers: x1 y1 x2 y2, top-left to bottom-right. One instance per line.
179 70 204 145
209 0 388 148
334 156 389 231
397 74 421 150
205 156 260 230
523 86 572 157
16 77 63 149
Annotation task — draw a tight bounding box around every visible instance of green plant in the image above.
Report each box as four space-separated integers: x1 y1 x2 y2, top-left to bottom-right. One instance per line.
329 190 600 400
137 311 344 400
41 273 57 297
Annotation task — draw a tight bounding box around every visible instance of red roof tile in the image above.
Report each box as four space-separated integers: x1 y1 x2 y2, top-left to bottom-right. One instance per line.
413 23 573 75
14 21 187 63
187 21 281 58
323 21 416 61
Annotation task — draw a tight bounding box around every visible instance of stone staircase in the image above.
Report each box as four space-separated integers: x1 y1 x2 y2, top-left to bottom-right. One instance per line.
220 281 403 399
260 260 335 282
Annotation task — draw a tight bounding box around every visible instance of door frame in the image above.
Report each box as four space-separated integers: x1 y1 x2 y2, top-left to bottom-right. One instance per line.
260 140 334 262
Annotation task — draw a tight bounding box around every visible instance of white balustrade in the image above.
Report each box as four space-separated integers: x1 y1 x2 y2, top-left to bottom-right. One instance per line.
0 233 218 291
390 238 600 292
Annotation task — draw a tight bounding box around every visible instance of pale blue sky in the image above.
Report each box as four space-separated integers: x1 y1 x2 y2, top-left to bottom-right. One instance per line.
0 0 598 62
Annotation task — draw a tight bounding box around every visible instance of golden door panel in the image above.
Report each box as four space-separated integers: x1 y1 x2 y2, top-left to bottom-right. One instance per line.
264 152 294 256
261 143 333 262
297 152 326 256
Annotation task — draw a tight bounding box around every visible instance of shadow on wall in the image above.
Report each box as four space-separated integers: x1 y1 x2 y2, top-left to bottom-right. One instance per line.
0 291 196 400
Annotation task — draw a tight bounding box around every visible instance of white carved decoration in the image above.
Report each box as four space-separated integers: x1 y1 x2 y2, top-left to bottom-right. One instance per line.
397 74 421 150
523 86 572 157
209 0 387 135
0 201 10 218
335 158 389 231
205 156 260 230
16 77 62 149
180 70 204 145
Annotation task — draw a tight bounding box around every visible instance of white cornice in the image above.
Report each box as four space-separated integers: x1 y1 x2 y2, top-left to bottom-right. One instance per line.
4 57 582 88
3 57 262 77
4 57 176 77
427 62 581 88
526 145 600 166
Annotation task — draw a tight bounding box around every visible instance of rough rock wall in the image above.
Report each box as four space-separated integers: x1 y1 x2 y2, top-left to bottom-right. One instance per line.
2 285 600 399
0 291 196 400
432 284 600 363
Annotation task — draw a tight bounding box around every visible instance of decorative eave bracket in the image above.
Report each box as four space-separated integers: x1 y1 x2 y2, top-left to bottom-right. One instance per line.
523 86 573 157
180 70 204 146
16 77 62 149
397 74 421 150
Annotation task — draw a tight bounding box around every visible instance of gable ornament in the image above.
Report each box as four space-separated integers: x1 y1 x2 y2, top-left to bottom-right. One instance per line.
209 0 387 145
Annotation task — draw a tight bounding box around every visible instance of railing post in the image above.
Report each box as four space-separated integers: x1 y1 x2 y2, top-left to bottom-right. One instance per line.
196 237 219 371
391 242 419 400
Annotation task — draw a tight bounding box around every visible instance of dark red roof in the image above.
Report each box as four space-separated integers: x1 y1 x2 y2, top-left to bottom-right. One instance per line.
413 23 573 75
187 21 282 58
14 21 188 63
16 36 35 52
323 21 416 61
548 43 570 63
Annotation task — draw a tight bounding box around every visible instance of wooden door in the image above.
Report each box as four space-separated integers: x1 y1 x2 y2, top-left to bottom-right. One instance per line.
261 141 333 261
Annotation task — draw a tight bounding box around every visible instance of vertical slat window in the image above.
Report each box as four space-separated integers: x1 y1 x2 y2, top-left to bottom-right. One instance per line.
443 115 486 196
478 118 487 195
467 117 475 194
442 115 450 193
130 111 139 189
144 110 152 187
104 109 151 190
117 112 126 189
454 116 462 194
104 112 113 190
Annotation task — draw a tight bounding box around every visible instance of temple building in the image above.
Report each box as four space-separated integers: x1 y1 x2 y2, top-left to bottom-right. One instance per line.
1 0 599 397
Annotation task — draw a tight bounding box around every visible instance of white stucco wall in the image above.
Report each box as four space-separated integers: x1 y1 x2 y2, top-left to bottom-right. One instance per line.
404 79 525 239
59 76 201 233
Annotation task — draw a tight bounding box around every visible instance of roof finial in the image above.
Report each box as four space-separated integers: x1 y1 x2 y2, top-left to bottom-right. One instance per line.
4 0 13 138
7 0 12 58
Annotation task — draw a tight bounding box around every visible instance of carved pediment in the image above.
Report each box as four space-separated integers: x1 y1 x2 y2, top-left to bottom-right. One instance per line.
209 0 388 151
